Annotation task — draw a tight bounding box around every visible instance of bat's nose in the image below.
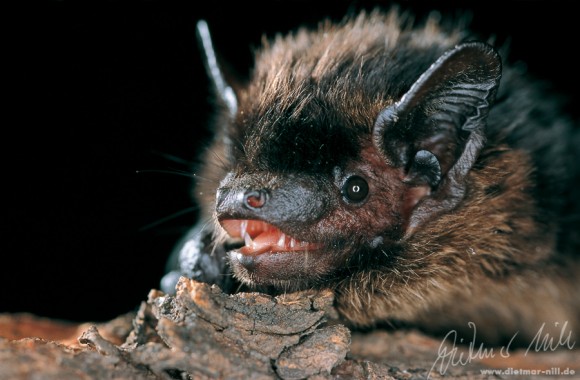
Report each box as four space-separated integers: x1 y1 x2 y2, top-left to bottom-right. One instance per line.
215 173 328 224
243 189 268 209
216 187 269 220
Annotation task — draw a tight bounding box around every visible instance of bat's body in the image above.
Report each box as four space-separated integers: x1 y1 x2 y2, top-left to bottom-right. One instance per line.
162 11 580 346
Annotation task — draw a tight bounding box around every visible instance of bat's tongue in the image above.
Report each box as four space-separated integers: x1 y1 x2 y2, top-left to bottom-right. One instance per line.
220 219 320 255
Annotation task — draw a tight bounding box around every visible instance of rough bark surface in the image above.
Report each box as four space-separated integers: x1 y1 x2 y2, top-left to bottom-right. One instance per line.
1 278 578 379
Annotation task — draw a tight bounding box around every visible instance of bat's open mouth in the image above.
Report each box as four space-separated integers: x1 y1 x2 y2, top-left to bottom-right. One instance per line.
220 219 321 256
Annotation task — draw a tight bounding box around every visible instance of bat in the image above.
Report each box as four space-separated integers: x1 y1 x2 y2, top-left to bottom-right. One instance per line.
162 11 580 346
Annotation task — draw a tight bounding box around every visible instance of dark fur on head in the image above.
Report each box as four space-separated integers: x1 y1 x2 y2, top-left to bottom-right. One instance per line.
168 10 580 346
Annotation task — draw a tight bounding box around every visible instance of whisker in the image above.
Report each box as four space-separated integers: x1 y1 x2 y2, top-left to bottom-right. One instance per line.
139 206 199 231
192 173 215 183
136 169 194 178
136 169 215 184
197 217 215 238
151 150 193 166
234 282 245 293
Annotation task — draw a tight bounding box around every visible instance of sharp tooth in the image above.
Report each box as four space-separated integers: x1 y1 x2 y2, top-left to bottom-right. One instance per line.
244 232 253 247
277 233 286 247
240 220 248 239
290 238 296 248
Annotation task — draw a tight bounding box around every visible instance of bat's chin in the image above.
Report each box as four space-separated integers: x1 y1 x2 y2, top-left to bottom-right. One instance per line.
220 219 338 287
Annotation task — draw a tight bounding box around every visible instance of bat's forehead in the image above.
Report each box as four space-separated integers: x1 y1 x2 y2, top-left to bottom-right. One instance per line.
233 73 390 174
235 95 368 173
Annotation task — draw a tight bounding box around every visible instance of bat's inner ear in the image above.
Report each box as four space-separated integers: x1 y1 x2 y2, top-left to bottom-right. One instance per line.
373 42 501 187
372 42 502 233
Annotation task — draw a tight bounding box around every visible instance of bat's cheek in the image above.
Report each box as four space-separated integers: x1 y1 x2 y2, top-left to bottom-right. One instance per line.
228 249 343 287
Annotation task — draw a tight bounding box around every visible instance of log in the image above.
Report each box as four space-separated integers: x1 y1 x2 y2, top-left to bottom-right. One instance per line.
1 278 578 379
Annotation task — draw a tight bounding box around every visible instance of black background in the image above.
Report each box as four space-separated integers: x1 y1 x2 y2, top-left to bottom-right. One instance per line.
5 1 578 322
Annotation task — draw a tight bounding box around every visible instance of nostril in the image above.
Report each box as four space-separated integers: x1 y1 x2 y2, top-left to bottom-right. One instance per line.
244 189 268 209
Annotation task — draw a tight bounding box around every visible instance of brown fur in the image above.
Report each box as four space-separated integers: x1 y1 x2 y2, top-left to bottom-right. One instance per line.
174 10 580 346
336 146 579 343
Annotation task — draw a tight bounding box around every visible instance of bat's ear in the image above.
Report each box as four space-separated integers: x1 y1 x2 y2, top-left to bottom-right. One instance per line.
196 20 238 118
372 42 502 233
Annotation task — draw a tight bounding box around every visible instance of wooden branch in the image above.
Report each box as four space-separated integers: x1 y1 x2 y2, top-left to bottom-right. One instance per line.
1 278 578 379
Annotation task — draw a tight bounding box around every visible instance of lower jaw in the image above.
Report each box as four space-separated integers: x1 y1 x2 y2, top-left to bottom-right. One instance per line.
228 249 326 287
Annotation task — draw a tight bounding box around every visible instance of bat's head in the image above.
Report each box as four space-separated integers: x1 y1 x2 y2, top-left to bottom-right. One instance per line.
202 16 501 290
216 120 408 289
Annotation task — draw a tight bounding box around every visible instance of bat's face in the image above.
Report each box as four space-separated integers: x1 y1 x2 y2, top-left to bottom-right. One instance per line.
216 125 412 289
208 24 500 290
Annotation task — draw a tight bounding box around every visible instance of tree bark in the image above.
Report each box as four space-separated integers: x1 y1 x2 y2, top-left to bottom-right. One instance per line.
1 278 578 379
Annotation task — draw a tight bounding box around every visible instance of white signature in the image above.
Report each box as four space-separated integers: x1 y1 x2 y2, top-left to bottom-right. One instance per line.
429 321 575 378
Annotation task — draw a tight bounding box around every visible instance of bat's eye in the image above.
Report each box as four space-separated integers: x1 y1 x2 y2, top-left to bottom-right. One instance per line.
342 176 369 202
